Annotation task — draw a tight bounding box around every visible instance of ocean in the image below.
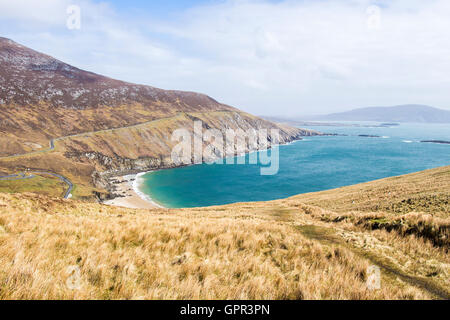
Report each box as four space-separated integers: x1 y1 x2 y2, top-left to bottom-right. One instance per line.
137 122 450 208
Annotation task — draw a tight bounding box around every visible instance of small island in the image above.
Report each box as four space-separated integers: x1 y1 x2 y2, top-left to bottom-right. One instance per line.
421 140 450 145
358 134 381 138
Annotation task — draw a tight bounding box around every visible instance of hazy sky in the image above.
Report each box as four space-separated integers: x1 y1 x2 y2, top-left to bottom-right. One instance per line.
1 0 450 116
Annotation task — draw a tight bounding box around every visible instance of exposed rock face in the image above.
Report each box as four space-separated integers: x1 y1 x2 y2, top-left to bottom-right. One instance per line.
63 111 321 191
0 37 239 157
0 37 320 199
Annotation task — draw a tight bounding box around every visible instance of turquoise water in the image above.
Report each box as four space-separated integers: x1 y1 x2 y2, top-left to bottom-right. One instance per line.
138 123 450 208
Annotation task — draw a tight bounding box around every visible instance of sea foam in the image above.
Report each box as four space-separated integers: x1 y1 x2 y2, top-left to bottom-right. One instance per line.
133 172 165 208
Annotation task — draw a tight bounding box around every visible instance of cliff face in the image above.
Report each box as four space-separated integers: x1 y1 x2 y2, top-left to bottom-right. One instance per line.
0 37 236 157
0 37 320 199
61 111 320 192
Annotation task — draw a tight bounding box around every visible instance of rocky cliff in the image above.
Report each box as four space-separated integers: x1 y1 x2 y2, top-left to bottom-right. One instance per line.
0 37 320 200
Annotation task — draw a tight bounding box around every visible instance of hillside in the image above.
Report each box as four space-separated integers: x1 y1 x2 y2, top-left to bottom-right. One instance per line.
0 166 448 299
310 105 450 123
0 37 317 199
0 37 231 156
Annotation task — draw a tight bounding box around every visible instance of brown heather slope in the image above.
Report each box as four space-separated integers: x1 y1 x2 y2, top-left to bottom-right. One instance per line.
292 166 450 217
0 37 318 199
0 166 448 300
0 111 314 199
0 35 232 156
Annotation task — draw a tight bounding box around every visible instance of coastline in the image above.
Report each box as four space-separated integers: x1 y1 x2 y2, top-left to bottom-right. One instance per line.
102 136 307 210
103 173 164 209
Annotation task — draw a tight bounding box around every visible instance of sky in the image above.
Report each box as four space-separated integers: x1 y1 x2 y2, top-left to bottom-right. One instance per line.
1 0 450 116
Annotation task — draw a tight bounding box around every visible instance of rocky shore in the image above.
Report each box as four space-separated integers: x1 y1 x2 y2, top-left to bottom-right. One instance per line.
96 129 320 208
103 174 161 209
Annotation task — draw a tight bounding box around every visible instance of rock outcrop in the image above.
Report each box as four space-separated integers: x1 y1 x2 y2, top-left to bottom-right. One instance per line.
0 37 320 199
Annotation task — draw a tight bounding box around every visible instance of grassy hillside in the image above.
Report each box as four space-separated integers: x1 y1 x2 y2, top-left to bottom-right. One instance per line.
292 166 450 217
0 174 66 197
1 38 316 200
0 166 448 300
0 110 314 200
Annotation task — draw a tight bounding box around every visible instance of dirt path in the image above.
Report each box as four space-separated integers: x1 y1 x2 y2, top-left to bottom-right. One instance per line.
296 224 450 300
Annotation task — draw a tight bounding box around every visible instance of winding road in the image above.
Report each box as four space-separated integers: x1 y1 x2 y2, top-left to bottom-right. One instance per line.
0 171 73 199
0 112 186 160
0 110 263 199
0 173 33 181
0 112 190 199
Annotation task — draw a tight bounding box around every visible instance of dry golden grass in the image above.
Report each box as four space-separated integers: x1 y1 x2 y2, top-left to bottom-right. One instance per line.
0 193 435 300
0 110 307 201
0 195 442 299
0 102 209 157
291 166 450 217
0 166 448 300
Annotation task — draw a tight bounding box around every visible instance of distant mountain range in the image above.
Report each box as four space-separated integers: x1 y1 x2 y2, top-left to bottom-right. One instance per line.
308 105 450 123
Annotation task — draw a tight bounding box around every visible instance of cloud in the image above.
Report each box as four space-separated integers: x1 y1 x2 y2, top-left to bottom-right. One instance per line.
0 0 69 25
1 0 450 115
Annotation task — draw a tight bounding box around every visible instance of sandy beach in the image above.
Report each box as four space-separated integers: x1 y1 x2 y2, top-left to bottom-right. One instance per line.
103 174 160 209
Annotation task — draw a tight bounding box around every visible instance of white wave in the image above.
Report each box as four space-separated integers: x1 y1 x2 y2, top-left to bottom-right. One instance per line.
402 140 414 143
381 136 390 139
132 171 165 208
271 138 304 148
284 138 303 145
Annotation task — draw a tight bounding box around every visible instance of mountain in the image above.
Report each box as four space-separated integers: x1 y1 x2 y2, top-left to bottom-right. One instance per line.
310 105 450 123
0 37 229 111
0 36 234 155
0 37 317 200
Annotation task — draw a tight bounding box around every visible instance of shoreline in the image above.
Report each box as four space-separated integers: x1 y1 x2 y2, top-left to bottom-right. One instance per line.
102 136 307 210
103 173 164 209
